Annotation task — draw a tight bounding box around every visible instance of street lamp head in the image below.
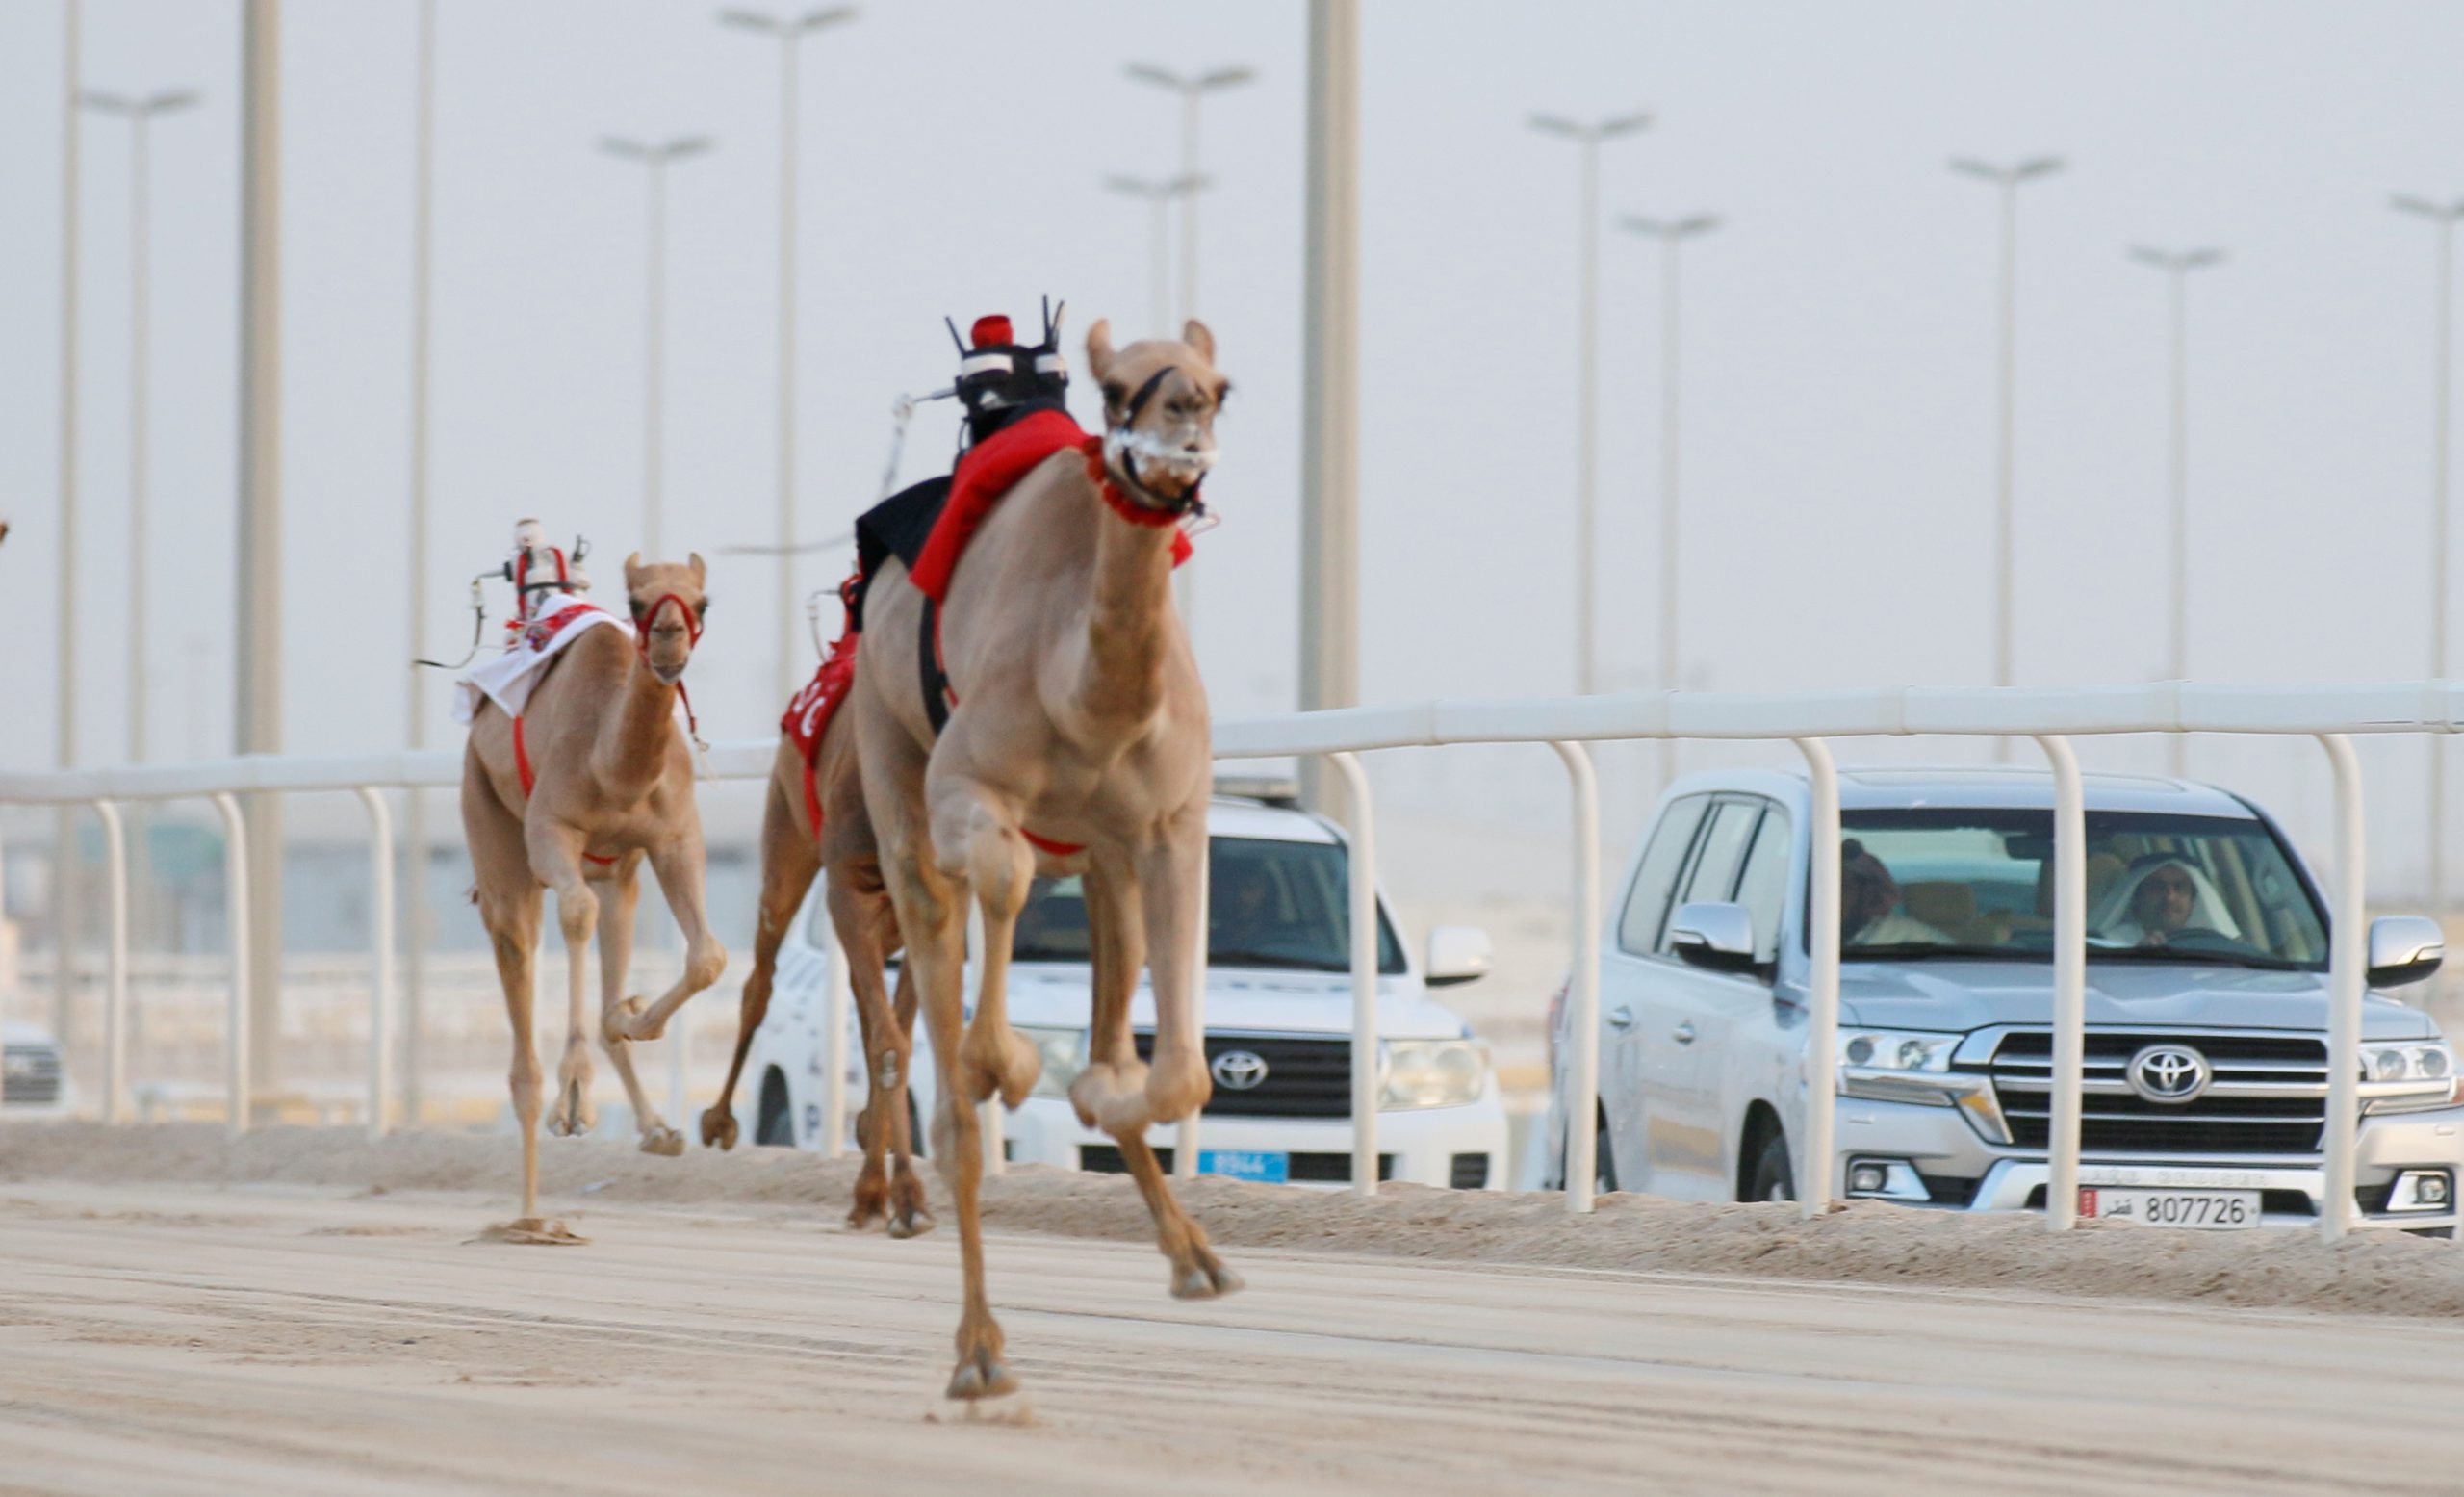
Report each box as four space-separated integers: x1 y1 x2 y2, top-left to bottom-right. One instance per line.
797 5 858 30
2394 193 2464 222
143 89 201 116
599 135 652 162
1953 154 2065 185
1197 65 1257 91
662 135 716 161
2130 245 2227 271
1124 61 1187 91
1596 111 1653 140
2015 155 2066 180
1622 213 1720 240
1105 172 1210 199
1527 113 1583 140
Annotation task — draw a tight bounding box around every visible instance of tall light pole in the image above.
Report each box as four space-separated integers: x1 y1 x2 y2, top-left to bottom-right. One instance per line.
1532 110 1651 695
1621 212 1718 788
1297 0 1358 819
2126 244 2224 778
1951 155 2064 714
237 0 285 1099
403 0 435 1123
720 7 855 705
598 134 713 562
54 0 83 1045
1105 173 1209 338
2397 193 2464 911
81 88 198 768
1122 62 1254 326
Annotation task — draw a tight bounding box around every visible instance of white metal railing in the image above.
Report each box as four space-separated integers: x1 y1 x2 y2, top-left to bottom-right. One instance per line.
6 678 2461 1241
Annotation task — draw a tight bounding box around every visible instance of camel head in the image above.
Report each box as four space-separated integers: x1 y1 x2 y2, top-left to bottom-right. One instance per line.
621 552 709 686
1085 318 1228 514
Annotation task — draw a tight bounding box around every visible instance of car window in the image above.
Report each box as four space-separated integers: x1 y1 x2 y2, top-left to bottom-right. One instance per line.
1733 805 1791 965
1658 800 1759 955
1617 794 1710 955
1011 836 1407 974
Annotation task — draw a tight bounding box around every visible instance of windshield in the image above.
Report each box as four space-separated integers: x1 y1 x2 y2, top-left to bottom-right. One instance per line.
1011 835 1407 974
1830 808 2327 969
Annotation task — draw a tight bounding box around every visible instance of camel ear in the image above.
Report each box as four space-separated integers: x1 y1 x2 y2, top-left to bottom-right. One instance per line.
688 552 706 585
1086 318 1115 382
623 551 644 587
1181 319 1215 364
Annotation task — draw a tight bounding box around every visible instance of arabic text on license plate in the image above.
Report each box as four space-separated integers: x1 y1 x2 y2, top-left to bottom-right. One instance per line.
2078 1187 2259 1229
1198 1149 1289 1184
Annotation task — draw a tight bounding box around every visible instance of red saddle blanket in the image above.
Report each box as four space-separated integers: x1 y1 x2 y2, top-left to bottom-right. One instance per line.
907 407 1190 602
782 629 860 838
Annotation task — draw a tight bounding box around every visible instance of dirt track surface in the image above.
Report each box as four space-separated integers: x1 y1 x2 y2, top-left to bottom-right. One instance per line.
6 1127 2464 1495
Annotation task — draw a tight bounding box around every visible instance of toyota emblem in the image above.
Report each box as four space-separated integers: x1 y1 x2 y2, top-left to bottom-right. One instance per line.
1211 1049 1270 1091
2126 1044 2212 1104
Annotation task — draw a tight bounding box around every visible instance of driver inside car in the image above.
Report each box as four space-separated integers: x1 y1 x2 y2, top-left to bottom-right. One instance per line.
2094 852 2243 948
1210 860 1283 953
1841 839 1952 947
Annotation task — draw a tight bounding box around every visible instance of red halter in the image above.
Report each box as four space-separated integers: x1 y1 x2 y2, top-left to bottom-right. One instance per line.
633 592 705 742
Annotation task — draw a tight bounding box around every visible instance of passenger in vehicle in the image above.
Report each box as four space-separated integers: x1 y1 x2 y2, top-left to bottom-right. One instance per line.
2092 853 2243 947
1841 839 1953 946
1210 861 1283 952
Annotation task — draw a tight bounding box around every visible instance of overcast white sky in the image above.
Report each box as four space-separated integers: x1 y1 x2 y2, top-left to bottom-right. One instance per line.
5 0 2464 897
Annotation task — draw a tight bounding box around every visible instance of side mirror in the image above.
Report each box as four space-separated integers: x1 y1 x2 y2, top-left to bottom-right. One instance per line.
1669 901 1758 974
1425 925 1492 987
2368 915 2445 988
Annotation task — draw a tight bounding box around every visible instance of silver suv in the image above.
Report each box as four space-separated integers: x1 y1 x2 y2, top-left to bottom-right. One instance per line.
1545 767 2464 1233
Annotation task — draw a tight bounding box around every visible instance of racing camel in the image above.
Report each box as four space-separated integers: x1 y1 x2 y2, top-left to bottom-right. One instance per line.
461 553 726 1243
852 318 1234 1400
700 633 934 1240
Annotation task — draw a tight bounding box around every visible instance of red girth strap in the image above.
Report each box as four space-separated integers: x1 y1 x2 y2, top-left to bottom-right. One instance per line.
1022 829 1087 857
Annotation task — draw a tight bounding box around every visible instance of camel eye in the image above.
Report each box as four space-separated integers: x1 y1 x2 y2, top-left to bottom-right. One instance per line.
629 602 646 622
1101 380 1126 408
696 601 709 620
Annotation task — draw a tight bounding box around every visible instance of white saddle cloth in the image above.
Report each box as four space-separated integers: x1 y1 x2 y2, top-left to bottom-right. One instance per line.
451 592 632 725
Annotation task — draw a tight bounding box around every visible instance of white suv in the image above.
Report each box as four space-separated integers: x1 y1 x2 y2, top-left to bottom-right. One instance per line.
735 797 1511 1189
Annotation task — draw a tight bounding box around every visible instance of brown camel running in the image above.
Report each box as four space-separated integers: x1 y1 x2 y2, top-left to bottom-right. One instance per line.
852 319 1236 1400
461 554 728 1243
701 689 934 1239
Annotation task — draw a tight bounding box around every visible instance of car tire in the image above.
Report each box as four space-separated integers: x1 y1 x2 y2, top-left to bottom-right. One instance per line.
1747 1129 1795 1202
756 1071 796 1149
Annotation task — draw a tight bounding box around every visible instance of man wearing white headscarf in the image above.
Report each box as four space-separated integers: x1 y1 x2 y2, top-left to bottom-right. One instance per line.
1842 839 1952 946
2094 852 2242 948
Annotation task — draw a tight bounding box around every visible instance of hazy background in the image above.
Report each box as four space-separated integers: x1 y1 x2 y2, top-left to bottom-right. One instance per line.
5 0 2464 908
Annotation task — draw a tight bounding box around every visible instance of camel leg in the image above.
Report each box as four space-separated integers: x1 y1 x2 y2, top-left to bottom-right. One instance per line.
461 769 577 1244
1069 855 1151 1131
841 869 929 1235
934 788 1040 1111
1129 818 1240 1299
879 953 932 1236
706 779 819 1149
528 823 600 1142
594 865 682 1156
613 837 730 1043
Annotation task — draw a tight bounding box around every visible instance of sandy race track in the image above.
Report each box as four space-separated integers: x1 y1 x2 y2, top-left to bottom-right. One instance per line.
6 1126 2464 1496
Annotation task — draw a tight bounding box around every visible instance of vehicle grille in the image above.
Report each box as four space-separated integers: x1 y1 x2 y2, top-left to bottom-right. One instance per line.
3 1045 63 1107
1133 1031 1351 1119
1983 1030 2327 1157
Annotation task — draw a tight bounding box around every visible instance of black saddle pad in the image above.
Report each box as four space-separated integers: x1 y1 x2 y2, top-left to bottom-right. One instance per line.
849 476 949 631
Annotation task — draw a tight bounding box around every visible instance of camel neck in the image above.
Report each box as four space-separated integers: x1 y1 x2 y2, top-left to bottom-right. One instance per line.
1075 475 1181 727
594 652 679 797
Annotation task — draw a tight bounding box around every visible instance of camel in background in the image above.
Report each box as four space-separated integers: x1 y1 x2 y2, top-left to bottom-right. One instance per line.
461 554 727 1243
853 319 1235 1400
703 658 933 1239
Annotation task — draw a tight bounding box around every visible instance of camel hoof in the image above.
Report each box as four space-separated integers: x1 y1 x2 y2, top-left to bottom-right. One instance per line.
640 1125 686 1157
699 1106 738 1150
475 1217 587 1247
547 1079 595 1138
886 1206 936 1240
1171 1262 1244 1301
945 1353 1019 1402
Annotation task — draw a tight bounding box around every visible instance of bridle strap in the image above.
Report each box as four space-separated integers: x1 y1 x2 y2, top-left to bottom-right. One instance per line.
1101 366 1210 522
633 592 706 744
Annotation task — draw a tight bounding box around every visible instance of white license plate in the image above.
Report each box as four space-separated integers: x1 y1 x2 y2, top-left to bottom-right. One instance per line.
2077 1187 2260 1229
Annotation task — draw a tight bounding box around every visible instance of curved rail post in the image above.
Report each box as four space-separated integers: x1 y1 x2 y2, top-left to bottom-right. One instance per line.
2319 733 2365 1243
1552 741 1602 1214
354 787 395 1138
92 799 128 1124
1174 844 1210 1181
212 792 251 1135
821 940 849 1158
1328 751 1379 1197
1794 737 1840 1216
2035 735 2087 1229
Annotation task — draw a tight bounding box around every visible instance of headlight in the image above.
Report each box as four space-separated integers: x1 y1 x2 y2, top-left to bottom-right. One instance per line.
1835 1029 1964 1108
1381 1039 1488 1110
2363 1041 2464 1112
1 1049 38 1081
1017 1025 1086 1100
1837 1030 1957 1072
